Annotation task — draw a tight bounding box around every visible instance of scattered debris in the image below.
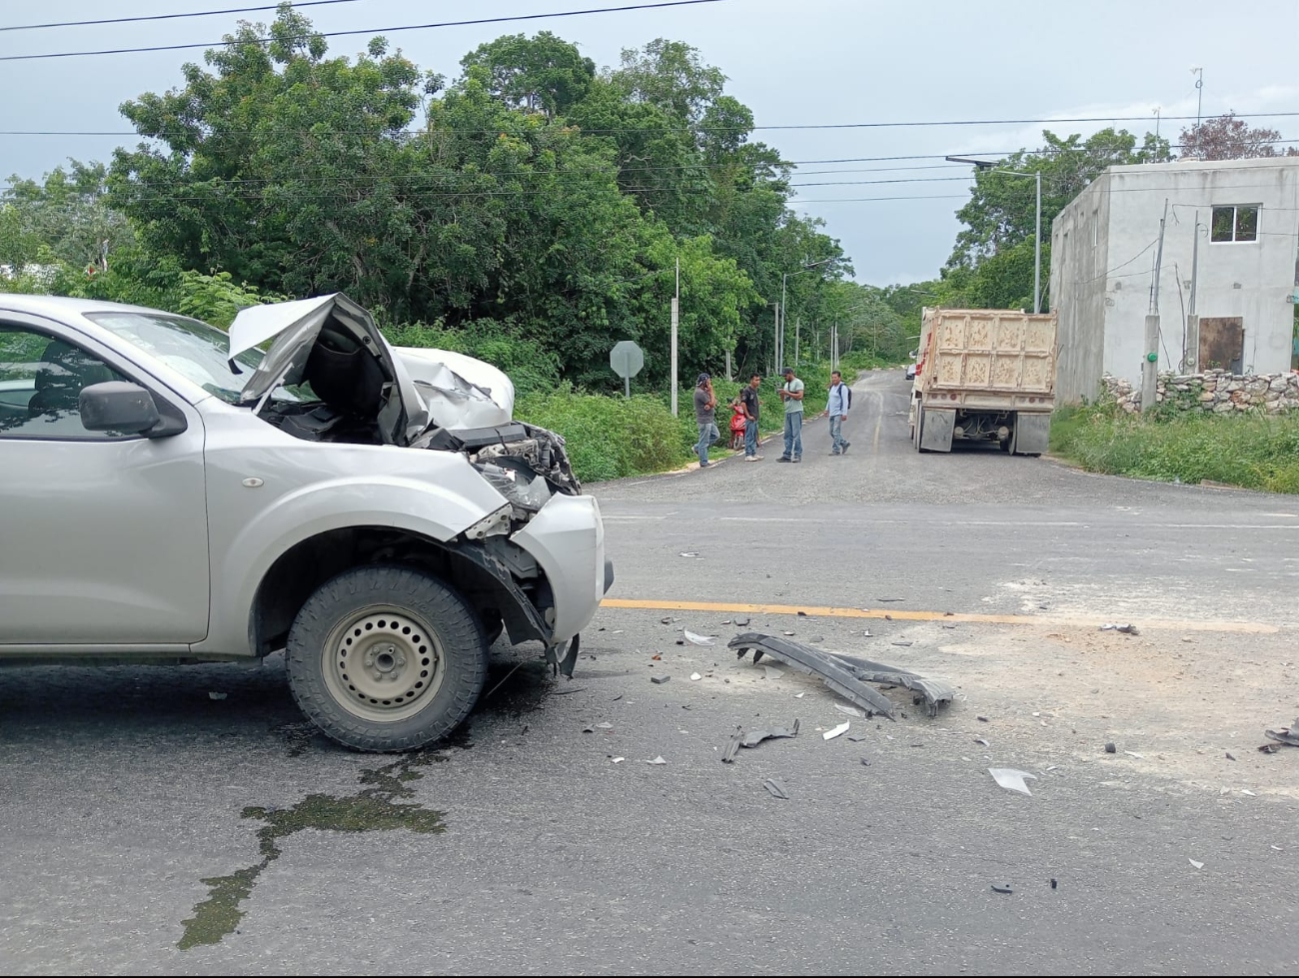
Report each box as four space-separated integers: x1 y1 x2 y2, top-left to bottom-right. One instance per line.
1100 623 1139 635
860 757 871 767
722 728 744 764
679 552 700 558
1105 743 1117 754
891 641 914 648
783 631 796 637
596 722 613 730
989 768 1038 797
763 779 790 800
1125 751 1144 759
1226 752 1236 761
974 738 989 747
835 703 866 718
878 598 903 603
660 617 673 625
1259 744 1281 754
741 721 800 750
690 672 702 682
763 666 785 680
651 676 671 685
1050 879 1058 890
1241 789 1257 796
942 624 956 630
684 630 715 647
582 726 595 734
848 734 868 743
208 692 228 701
977 716 990 723
729 633 954 719
824 722 851 742
809 635 825 643
885 614 894 621
797 611 809 617
1188 858 1204 870
611 757 625 764
991 885 1014 895
1265 719 1299 748
734 618 751 627
644 756 667 766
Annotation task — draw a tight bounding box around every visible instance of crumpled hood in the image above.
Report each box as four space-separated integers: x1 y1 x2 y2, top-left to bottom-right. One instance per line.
229 294 430 446
397 346 514 431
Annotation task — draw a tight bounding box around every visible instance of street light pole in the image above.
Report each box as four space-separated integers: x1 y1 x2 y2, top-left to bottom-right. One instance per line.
947 155 1042 313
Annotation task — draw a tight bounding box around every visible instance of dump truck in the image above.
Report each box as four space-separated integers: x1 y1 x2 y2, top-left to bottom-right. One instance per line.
908 307 1057 455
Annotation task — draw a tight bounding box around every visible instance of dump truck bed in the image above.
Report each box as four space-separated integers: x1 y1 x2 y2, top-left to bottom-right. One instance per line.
917 308 1057 406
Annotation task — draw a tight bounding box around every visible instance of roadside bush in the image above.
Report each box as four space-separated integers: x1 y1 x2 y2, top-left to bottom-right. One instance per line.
1051 404 1299 494
517 385 692 483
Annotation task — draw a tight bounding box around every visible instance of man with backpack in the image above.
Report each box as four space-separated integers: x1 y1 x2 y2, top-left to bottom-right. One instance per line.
823 370 851 456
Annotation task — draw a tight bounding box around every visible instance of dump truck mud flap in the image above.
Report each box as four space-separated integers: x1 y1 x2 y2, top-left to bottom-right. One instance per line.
1012 412 1050 456
919 407 955 453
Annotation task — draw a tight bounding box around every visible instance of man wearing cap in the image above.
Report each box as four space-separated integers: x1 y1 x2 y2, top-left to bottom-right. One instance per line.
693 373 719 468
777 366 804 463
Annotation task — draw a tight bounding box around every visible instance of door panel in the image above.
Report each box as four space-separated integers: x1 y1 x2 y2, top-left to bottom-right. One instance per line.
0 320 210 647
1199 317 1244 374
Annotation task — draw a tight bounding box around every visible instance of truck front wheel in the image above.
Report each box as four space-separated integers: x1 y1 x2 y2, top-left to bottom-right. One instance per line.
285 565 489 752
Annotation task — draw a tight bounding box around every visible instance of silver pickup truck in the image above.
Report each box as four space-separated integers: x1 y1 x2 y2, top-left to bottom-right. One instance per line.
0 293 612 751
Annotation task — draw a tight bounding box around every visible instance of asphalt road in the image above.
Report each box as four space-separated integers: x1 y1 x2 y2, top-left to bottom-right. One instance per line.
3 370 1297 976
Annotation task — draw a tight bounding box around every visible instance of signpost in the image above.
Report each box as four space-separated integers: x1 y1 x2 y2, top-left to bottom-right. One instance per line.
610 340 644 399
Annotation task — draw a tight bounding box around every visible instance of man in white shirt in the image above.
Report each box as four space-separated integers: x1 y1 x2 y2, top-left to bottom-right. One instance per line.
823 370 851 456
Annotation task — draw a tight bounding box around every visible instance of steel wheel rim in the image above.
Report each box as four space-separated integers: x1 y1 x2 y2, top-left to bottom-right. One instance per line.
322 606 446 723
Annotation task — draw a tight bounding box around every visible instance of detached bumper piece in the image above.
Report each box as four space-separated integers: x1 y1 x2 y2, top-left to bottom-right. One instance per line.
728 633 954 719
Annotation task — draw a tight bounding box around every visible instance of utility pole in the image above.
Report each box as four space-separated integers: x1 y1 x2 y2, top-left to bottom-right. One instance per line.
1033 169 1042 314
794 317 800 366
670 257 679 417
773 302 781 375
1153 106 1161 161
1142 199 1169 412
1186 211 1202 369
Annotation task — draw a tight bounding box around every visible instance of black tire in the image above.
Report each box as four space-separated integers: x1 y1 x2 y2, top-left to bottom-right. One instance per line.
285 565 489 752
914 406 926 453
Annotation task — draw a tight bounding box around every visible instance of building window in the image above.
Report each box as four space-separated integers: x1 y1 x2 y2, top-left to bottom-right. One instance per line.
1211 205 1259 243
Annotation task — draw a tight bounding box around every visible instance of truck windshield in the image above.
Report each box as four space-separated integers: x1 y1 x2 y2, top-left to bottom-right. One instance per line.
85 312 263 403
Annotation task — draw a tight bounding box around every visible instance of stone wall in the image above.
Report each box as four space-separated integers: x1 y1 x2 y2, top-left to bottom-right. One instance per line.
1101 369 1299 414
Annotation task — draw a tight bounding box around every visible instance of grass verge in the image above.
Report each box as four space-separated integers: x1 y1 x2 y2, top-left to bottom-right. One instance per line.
1051 403 1299 494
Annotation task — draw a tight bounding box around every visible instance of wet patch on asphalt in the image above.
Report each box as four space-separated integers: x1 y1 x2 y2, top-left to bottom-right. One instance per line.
178 751 448 950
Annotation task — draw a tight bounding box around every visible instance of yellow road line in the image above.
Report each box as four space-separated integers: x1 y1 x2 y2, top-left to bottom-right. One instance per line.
600 599 1279 634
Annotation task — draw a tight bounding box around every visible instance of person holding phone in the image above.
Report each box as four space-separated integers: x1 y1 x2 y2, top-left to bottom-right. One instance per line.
777 366 804 463
693 373 719 467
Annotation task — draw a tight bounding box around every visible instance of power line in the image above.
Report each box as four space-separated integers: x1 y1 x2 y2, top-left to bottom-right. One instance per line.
0 1 367 32
790 176 973 188
0 0 733 61
791 194 971 204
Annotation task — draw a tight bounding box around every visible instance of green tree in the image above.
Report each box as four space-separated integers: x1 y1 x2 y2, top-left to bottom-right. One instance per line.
460 32 596 117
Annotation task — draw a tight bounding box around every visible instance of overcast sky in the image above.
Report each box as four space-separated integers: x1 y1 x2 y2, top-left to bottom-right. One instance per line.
3 0 1297 286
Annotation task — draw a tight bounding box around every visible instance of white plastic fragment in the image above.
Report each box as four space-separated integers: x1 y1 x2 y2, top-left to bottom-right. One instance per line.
1189 858 1204 870
611 757 625 764
823 722 851 741
208 692 227 701
684 630 715 647
645 756 667 765
989 768 1038 796
763 666 785 680
690 672 702 681
835 703 866 718
1125 751 1144 759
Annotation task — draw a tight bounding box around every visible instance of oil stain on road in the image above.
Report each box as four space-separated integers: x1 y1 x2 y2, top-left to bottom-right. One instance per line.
178 751 448 950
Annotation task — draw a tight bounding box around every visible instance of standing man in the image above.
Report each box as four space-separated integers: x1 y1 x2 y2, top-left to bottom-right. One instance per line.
777 366 804 463
824 370 851 456
693 373 719 468
741 373 763 461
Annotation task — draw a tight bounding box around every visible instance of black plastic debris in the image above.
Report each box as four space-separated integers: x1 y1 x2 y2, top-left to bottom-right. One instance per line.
729 633 955 719
1105 742 1117 754
860 757 872 767
1050 879 1058 890
734 618 751 627
763 779 790 800
651 676 671 685
1226 752 1237 761
891 641 914 648
722 720 801 763
991 885 1013 895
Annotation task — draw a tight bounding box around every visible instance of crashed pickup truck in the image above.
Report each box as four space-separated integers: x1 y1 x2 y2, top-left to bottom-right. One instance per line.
0 293 612 751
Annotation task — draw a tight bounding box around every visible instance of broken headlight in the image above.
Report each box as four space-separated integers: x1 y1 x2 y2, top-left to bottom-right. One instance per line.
475 460 553 517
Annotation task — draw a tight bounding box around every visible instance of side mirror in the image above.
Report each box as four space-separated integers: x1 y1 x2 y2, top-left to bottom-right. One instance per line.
79 381 162 435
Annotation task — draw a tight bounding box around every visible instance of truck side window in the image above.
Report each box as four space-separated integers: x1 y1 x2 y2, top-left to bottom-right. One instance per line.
0 325 131 440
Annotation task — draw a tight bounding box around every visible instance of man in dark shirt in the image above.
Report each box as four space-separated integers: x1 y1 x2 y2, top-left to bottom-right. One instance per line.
740 373 763 461
693 373 719 467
